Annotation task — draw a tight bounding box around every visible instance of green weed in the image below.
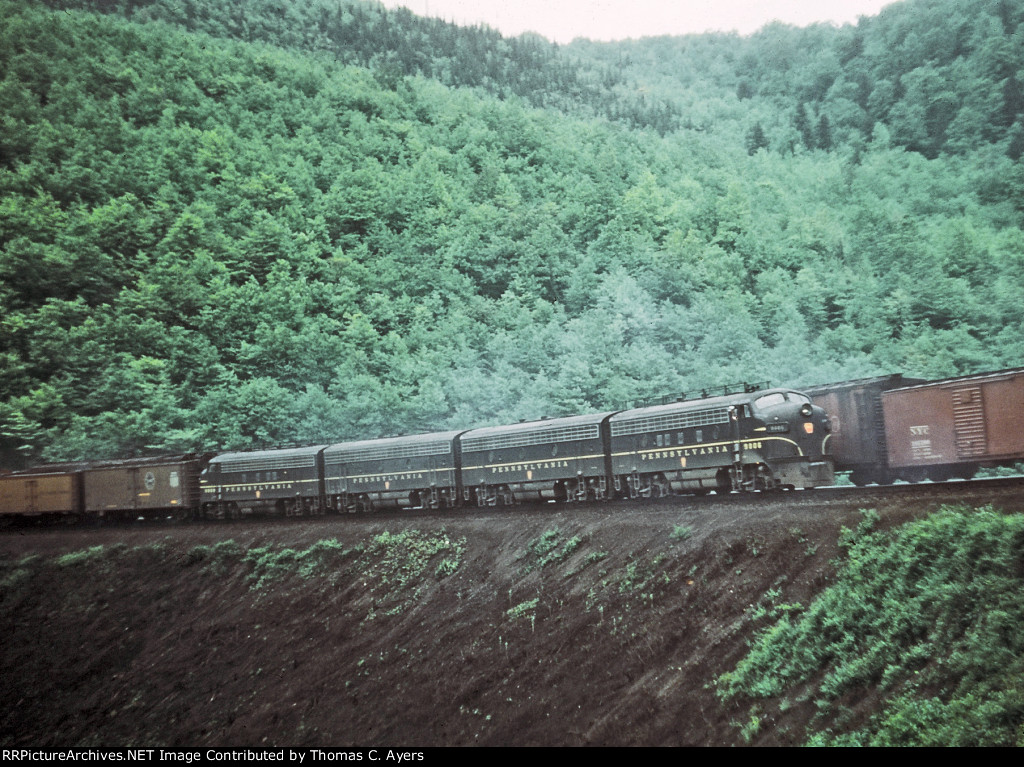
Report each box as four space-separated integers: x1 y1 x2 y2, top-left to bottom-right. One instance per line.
356 529 466 616
55 544 126 568
519 528 583 574
718 505 1024 746
567 550 608 577
507 598 539 621
244 538 356 590
670 524 692 541
619 555 668 595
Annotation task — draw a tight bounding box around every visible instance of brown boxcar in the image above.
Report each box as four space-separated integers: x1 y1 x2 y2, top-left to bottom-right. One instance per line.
0 471 82 517
882 367 1024 481
803 374 925 485
83 454 208 518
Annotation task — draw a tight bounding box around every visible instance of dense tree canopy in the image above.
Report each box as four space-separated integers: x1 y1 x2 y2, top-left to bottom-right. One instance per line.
1 0 1022 464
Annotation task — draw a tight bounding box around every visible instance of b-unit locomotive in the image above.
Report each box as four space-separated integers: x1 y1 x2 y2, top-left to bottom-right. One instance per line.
459 412 614 506
201 446 326 518
323 431 465 514
0 385 835 521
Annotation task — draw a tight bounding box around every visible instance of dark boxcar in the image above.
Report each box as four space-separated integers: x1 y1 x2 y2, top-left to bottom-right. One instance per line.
200 446 326 517
609 389 834 495
323 431 464 513
882 367 1024 481
84 454 208 519
0 471 82 517
459 413 614 505
803 374 925 485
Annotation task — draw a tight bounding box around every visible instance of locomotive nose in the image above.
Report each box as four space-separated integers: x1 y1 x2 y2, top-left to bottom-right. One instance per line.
800 402 815 432
757 396 831 438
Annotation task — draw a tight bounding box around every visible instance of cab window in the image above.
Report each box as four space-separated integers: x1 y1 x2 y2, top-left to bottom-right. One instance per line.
754 393 786 410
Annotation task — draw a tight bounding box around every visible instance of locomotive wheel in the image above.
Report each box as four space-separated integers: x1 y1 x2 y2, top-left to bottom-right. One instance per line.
655 476 671 497
553 481 568 504
715 469 732 494
746 466 774 492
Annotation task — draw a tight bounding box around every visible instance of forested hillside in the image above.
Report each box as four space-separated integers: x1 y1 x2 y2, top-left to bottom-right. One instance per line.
2 0 1023 464
43 0 682 132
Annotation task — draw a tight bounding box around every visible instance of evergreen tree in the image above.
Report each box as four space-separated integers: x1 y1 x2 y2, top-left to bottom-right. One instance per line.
747 122 770 154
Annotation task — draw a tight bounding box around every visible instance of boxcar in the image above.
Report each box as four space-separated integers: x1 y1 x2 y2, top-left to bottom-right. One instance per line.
803 374 925 485
83 454 208 519
0 471 82 518
882 367 1024 481
323 431 464 513
459 413 615 505
200 446 325 517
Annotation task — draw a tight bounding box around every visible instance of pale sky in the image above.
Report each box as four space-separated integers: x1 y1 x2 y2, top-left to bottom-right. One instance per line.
380 0 901 43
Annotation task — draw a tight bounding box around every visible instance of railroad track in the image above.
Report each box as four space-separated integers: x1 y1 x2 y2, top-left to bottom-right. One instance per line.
313 474 1024 525
4 475 1022 534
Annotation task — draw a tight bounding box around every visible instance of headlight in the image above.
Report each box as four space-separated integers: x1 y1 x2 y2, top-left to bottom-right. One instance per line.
800 404 813 418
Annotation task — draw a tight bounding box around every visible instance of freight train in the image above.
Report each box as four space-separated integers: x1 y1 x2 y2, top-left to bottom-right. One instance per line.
804 366 1024 485
0 384 834 521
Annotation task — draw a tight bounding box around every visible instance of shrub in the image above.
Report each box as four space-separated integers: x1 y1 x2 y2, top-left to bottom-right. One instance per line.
718 505 1024 746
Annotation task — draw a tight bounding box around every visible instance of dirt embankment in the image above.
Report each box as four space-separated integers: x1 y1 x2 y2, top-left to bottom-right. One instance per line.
0 490 1011 747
